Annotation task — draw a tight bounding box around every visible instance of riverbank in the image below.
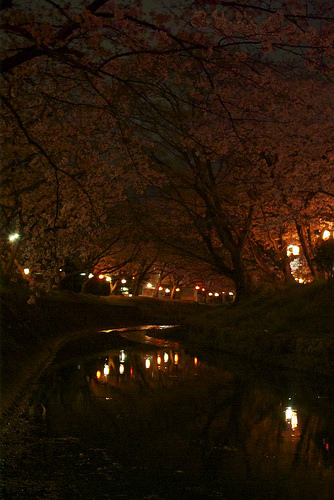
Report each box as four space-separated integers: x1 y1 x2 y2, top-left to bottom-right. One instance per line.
1 281 334 418
166 280 334 377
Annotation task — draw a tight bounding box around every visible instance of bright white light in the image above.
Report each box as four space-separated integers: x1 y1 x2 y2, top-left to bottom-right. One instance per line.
229 292 234 296
285 406 298 430
119 350 126 362
214 292 219 297
145 358 151 369
8 232 20 242
146 282 153 288
103 363 110 376
164 352 169 363
208 292 213 296
88 273 94 279
322 230 331 240
106 276 111 282
285 406 293 420
287 245 300 256
119 364 124 375
23 268 30 275
80 272 86 276
98 274 104 280
165 288 170 293
121 279 127 284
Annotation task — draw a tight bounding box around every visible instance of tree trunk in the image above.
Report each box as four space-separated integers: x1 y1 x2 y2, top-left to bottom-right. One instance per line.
231 251 252 303
295 222 320 279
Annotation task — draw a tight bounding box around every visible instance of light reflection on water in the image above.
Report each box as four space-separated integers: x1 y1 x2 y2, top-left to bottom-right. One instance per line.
27 326 334 499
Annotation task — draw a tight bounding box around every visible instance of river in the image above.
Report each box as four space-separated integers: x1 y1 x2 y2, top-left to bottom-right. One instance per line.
2 325 334 499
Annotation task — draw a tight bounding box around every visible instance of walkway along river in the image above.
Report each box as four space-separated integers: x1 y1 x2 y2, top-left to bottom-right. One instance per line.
1 325 334 499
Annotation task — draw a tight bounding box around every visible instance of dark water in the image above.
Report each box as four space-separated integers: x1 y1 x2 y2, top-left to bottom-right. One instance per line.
2 325 334 499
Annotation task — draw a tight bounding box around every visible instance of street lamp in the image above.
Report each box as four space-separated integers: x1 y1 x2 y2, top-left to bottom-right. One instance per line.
8 232 20 242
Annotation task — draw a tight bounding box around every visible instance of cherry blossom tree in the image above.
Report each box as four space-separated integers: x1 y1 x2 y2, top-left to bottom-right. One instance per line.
1 0 334 300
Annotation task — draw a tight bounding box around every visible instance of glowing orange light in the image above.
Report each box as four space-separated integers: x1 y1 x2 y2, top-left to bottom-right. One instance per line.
96 370 102 379
98 274 104 280
157 354 162 365
194 357 198 366
195 286 200 290
174 353 179 365
202 288 205 292
159 286 164 291
176 287 180 292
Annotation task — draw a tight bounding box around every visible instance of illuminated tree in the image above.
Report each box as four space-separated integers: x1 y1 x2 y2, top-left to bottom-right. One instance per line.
1 0 334 299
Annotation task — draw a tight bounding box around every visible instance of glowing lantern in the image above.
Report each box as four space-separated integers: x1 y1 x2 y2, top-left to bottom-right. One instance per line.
103 363 110 376
194 357 198 367
157 354 162 366
145 358 151 369
24 268 30 275
98 274 104 280
322 229 331 240
285 406 298 430
174 353 179 365
287 245 300 257
164 352 169 363
119 364 124 375
96 370 102 379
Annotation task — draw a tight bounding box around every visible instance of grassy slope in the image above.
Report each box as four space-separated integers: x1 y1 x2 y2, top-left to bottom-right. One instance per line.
178 280 334 376
1 281 334 416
